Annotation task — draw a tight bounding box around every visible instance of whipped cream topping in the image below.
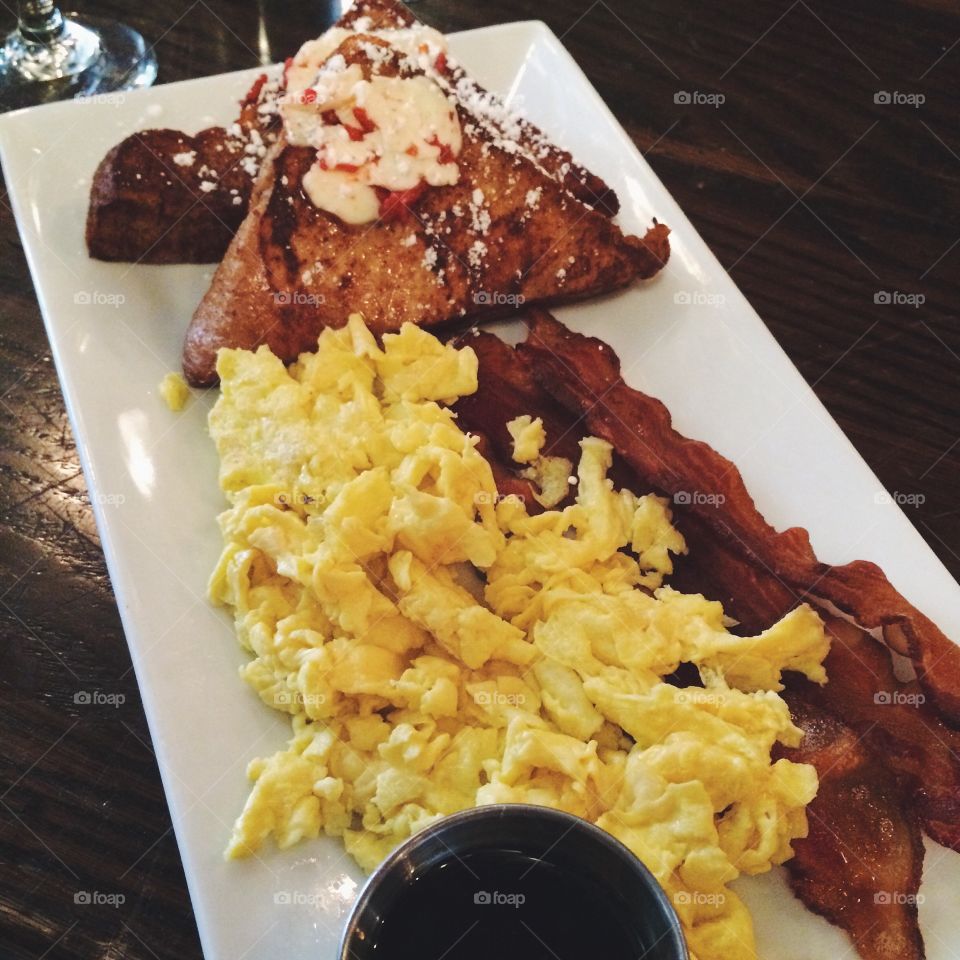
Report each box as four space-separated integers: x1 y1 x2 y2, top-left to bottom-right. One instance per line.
284 24 447 94
280 32 461 225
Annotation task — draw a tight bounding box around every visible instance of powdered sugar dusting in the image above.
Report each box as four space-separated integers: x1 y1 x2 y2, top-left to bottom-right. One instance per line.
468 240 487 268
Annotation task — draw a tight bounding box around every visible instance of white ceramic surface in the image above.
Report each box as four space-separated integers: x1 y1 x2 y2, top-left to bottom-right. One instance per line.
1 20 957 960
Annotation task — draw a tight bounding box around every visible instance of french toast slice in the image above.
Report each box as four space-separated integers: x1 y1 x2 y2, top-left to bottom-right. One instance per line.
182 21 669 385
85 0 619 264
85 78 283 264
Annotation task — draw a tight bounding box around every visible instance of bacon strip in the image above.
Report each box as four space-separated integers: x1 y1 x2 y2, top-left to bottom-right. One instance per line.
451 330 636 509
775 691 925 960
798 618 960 852
518 308 960 724
451 331 583 466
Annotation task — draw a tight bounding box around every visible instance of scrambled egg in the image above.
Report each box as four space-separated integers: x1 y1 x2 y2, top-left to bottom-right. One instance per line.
506 413 573 508
159 371 190 411
208 314 830 960
507 414 546 464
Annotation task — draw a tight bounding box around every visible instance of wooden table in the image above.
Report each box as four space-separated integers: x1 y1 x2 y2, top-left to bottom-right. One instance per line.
1 1 957 956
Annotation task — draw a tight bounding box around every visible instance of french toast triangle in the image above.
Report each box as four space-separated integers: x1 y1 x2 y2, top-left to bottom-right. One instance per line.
181 0 670 386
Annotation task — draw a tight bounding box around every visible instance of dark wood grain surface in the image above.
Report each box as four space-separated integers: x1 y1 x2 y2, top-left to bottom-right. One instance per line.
1 1 958 957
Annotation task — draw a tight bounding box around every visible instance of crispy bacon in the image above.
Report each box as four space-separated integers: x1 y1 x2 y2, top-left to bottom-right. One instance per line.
668 509 799 626
451 331 637 503
518 308 960 724
798 618 960 852
775 693 925 960
623 221 671 281
452 331 583 465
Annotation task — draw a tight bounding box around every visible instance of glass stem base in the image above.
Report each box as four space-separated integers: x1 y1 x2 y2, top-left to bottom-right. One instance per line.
0 12 157 111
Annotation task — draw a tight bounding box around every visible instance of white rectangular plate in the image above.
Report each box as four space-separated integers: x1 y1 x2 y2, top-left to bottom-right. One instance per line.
2 20 958 960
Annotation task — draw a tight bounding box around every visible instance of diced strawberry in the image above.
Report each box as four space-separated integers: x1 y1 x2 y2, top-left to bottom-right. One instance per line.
301 88 317 104
242 72 268 106
282 57 293 85
377 182 427 221
321 110 340 125
352 106 377 133
344 124 365 142
434 51 447 74
427 134 456 164
316 152 360 174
